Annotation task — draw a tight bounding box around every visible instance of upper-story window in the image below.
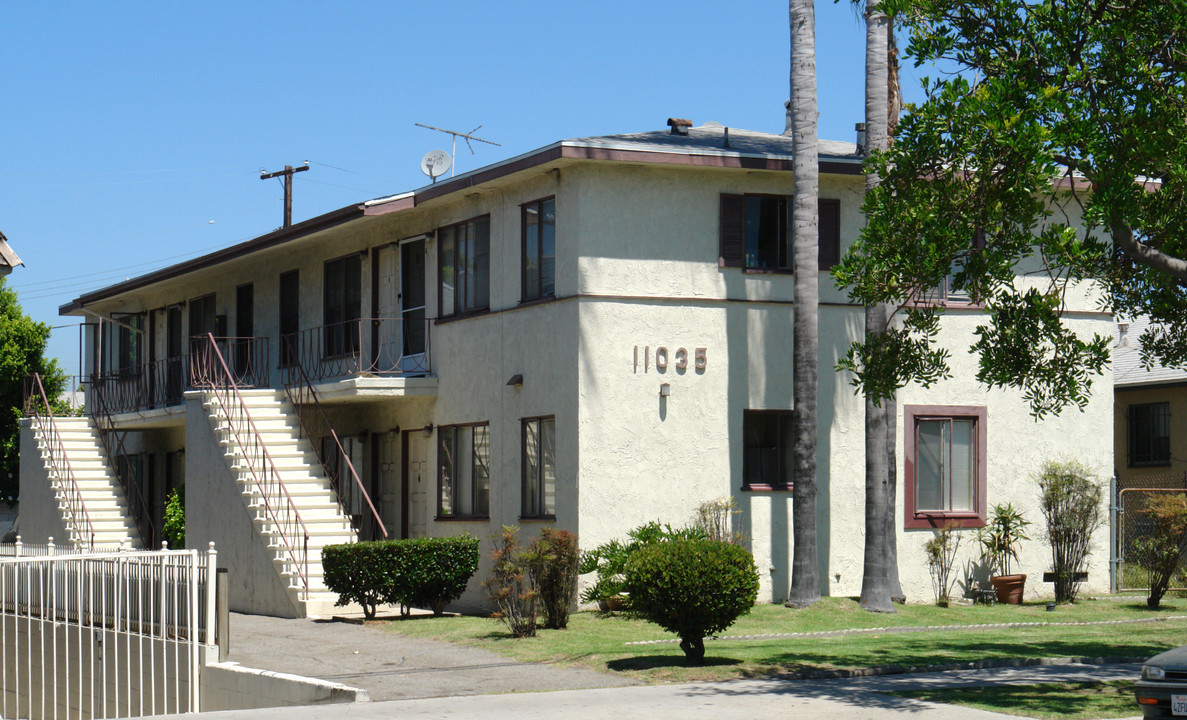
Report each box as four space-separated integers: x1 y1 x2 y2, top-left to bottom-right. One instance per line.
439 216 490 317
112 313 144 377
522 197 556 302
324 253 362 357
918 228 987 306
718 195 840 271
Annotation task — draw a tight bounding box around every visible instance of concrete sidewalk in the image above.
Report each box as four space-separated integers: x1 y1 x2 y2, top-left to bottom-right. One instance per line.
176 662 1144 719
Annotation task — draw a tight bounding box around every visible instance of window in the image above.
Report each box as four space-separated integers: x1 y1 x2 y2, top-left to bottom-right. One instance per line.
904 405 987 528
1129 402 1170 467
112 313 144 377
439 216 490 317
918 228 986 305
522 198 556 301
234 284 255 380
438 423 490 517
279 270 299 367
719 195 840 271
742 410 794 490
522 417 556 517
323 253 362 357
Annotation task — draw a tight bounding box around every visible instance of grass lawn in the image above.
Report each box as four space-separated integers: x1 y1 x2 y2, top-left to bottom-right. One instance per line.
889 680 1138 720
379 596 1187 684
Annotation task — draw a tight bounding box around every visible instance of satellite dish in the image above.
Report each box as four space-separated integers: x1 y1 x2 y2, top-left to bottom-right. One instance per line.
420 150 452 181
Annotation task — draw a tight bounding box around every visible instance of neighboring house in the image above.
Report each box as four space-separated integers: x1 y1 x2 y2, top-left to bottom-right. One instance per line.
19 120 1115 616
0 231 23 277
1114 316 1187 488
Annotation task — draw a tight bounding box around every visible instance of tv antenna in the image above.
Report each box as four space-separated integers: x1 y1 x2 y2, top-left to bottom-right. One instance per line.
414 123 500 178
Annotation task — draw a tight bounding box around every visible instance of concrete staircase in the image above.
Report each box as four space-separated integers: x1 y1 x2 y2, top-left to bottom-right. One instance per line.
29 416 142 549
202 389 356 616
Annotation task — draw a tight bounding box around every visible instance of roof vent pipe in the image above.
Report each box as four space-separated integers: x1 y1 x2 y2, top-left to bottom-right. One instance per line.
855 122 868 155
723 127 731 148
668 118 692 136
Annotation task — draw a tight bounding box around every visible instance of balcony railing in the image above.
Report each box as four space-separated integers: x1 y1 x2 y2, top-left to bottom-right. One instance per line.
281 317 431 384
188 336 271 391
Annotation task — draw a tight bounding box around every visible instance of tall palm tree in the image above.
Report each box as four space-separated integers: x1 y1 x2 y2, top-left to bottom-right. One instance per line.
785 0 821 609
858 0 895 612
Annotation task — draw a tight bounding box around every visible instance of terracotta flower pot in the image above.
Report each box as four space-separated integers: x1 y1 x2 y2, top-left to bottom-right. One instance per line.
990 574 1027 604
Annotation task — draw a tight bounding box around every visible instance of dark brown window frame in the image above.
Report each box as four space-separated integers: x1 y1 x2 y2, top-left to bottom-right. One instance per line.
903 404 988 529
521 415 557 519
322 251 363 359
741 409 794 492
437 215 492 319
521 197 556 303
1128 401 1171 467
436 421 491 520
719 194 841 272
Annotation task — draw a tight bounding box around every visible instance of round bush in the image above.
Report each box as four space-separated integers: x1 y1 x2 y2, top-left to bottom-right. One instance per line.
623 539 759 665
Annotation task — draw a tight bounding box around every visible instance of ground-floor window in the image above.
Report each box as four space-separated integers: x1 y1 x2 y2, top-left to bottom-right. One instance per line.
1128 402 1170 467
521 417 556 518
742 409 793 491
904 405 987 529
437 423 490 518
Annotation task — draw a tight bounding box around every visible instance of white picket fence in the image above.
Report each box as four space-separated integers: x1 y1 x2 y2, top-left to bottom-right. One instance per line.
0 539 217 720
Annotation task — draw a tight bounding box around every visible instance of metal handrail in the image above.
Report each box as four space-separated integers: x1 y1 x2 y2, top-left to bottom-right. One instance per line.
90 381 157 548
23 373 96 548
189 334 310 599
283 359 387 541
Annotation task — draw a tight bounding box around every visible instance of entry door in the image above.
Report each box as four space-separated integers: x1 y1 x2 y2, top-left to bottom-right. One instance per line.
404 431 429 538
400 239 427 371
378 432 400 537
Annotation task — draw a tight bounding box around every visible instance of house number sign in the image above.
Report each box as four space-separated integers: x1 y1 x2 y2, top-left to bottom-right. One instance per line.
633 346 706 373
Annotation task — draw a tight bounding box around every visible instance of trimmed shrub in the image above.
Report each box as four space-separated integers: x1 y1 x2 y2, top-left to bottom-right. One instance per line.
579 521 708 605
623 539 759 665
530 529 580 630
485 526 539 637
1036 459 1103 603
322 536 479 620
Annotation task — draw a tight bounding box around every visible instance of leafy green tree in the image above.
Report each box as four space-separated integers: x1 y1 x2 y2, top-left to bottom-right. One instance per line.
0 279 66 505
834 0 1187 416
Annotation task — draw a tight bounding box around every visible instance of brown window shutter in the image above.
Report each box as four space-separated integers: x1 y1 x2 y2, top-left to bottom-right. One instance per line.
818 198 841 270
719 194 745 268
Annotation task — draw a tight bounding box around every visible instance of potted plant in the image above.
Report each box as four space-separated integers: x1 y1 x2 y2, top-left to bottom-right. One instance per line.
977 503 1031 604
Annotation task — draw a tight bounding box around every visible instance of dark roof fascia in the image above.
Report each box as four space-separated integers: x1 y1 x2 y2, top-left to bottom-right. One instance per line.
61 203 365 314
65 136 862 314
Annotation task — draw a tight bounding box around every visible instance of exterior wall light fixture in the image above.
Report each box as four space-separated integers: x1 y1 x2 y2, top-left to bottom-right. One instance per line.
422 423 434 438
659 383 671 397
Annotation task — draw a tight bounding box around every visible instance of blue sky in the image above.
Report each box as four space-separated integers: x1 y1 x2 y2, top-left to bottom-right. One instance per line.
1 2 933 377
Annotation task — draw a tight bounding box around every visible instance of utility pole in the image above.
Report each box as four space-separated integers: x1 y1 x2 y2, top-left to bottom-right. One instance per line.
260 162 309 228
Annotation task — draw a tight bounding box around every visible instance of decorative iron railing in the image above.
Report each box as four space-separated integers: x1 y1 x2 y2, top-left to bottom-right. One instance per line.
23 373 96 549
281 317 431 383
283 359 388 541
189 334 310 599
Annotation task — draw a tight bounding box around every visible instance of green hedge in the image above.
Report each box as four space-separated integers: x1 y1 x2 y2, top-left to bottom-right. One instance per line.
322 536 480 619
624 539 759 665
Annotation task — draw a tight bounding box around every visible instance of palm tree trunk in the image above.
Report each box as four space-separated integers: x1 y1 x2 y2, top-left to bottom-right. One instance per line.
786 0 821 609
858 0 895 612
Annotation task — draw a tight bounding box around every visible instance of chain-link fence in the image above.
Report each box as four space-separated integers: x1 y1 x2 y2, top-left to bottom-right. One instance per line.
1116 472 1187 593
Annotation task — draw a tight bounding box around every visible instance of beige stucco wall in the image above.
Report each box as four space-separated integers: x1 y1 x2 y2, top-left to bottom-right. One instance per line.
49 153 1117 613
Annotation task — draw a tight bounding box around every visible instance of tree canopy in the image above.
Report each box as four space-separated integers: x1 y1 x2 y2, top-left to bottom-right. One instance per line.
834 0 1187 418
0 278 66 505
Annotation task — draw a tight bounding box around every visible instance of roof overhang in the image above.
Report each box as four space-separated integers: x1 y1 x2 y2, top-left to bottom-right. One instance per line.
63 135 861 314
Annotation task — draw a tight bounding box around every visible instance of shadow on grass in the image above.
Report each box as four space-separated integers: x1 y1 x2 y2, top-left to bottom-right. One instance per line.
607 655 743 672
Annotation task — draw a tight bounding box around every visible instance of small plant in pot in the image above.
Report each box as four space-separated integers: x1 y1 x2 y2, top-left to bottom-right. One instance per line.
977 503 1031 604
